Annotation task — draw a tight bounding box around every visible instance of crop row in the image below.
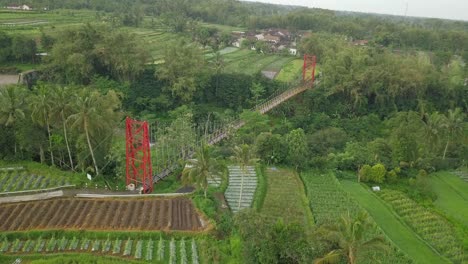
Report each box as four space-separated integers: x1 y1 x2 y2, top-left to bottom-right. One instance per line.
0 171 70 193
301 171 412 264
378 190 464 263
301 172 361 224
225 166 257 213
0 236 199 263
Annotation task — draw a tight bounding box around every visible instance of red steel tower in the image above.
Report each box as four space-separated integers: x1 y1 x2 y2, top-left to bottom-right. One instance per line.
125 117 153 193
302 54 317 84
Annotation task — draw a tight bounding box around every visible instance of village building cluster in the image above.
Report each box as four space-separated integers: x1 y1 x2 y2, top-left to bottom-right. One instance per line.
231 29 309 56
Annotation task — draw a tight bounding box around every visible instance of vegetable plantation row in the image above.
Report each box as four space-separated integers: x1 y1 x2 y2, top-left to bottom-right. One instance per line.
301 171 412 264
378 189 465 263
0 236 199 264
0 171 71 193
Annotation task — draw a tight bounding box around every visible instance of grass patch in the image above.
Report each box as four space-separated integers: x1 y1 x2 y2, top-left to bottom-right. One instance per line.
275 59 303 83
260 167 313 227
252 165 267 211
340 180 449 264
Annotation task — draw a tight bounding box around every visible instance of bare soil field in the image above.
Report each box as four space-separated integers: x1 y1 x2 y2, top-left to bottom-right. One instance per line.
0 197 206 232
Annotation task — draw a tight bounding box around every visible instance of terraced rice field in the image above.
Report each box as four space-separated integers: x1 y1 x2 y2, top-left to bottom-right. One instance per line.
260 168 313 226
0 169 72 193
0 198 207 232
378 189 464 263
0 236 199 263
225 166 257 213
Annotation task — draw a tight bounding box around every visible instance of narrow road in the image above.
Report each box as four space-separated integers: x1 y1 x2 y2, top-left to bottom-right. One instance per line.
340 180 449 264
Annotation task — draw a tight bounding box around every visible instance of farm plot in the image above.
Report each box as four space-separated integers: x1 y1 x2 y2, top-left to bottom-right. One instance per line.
430 172 468 230
378 189 465 263
0 198 207 232
300 171 360 225
301 171 413 264
222 49 290 75
275 59 303 83
225 166 257 213
260 168 313 227
0 236 200 264
341 180 449 264
0 169 72 194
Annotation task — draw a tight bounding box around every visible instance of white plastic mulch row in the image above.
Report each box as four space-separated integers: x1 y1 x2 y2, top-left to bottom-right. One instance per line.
225 166 257 213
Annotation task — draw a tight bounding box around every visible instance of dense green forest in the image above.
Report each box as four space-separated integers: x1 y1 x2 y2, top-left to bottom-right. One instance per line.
0 0 467 263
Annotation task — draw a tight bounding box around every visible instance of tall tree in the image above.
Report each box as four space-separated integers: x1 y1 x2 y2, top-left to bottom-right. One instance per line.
181 144 219 198
0 85 27 155
286 128 308 169
67 89 121 175
50 85 75 170
315 211 388 264
441 108 465 159
29 84 55 165
156 40 206 102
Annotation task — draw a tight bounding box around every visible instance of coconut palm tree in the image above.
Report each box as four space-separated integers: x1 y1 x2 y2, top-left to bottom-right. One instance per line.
0 85 27 155
181 144 219 198
50 85 75 170
441 108 465 159
67 89 121 176
29 84 55 166
230 144 259 210
314 211 388 264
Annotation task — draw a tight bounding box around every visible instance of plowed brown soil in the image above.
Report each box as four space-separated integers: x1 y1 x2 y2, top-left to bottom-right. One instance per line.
0 197 206 232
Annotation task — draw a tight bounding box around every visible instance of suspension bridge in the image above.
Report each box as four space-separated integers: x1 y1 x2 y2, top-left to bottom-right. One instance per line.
126 55 317 193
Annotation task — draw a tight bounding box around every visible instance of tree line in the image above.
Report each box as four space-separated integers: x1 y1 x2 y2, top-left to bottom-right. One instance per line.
0 84 121 176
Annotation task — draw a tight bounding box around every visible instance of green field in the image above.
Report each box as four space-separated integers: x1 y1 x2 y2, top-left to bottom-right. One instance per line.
0 9 96 37
222 49 295 75
260 167 313 227
378 189 464 263
340 180 449 264
430 172 468 222
275 59 303 82
301 171 412 264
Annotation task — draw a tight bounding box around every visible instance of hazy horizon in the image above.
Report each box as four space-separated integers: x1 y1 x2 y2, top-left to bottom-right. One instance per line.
243 0 468 22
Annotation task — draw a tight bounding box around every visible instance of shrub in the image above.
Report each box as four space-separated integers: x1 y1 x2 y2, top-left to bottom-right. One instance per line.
386 169 399 183
359 164 372 182
371 163 386 183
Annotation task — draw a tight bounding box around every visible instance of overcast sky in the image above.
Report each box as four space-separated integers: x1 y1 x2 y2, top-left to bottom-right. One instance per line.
244 0 468 21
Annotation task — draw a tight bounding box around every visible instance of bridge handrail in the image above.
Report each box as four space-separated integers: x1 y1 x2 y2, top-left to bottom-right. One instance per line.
153 80 317 182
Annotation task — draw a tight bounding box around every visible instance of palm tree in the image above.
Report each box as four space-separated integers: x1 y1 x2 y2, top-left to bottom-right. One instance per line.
314 211 388 264
29 84 55 166
50 85 75 170
441 108 465 159
230 144 259 210
0 85 27 155
67 89 120 175
181 144 220 198
211 51 224 97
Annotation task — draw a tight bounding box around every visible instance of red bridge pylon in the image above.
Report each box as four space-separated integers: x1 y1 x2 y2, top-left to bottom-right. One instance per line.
126 117 153 193
303 54 317 85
